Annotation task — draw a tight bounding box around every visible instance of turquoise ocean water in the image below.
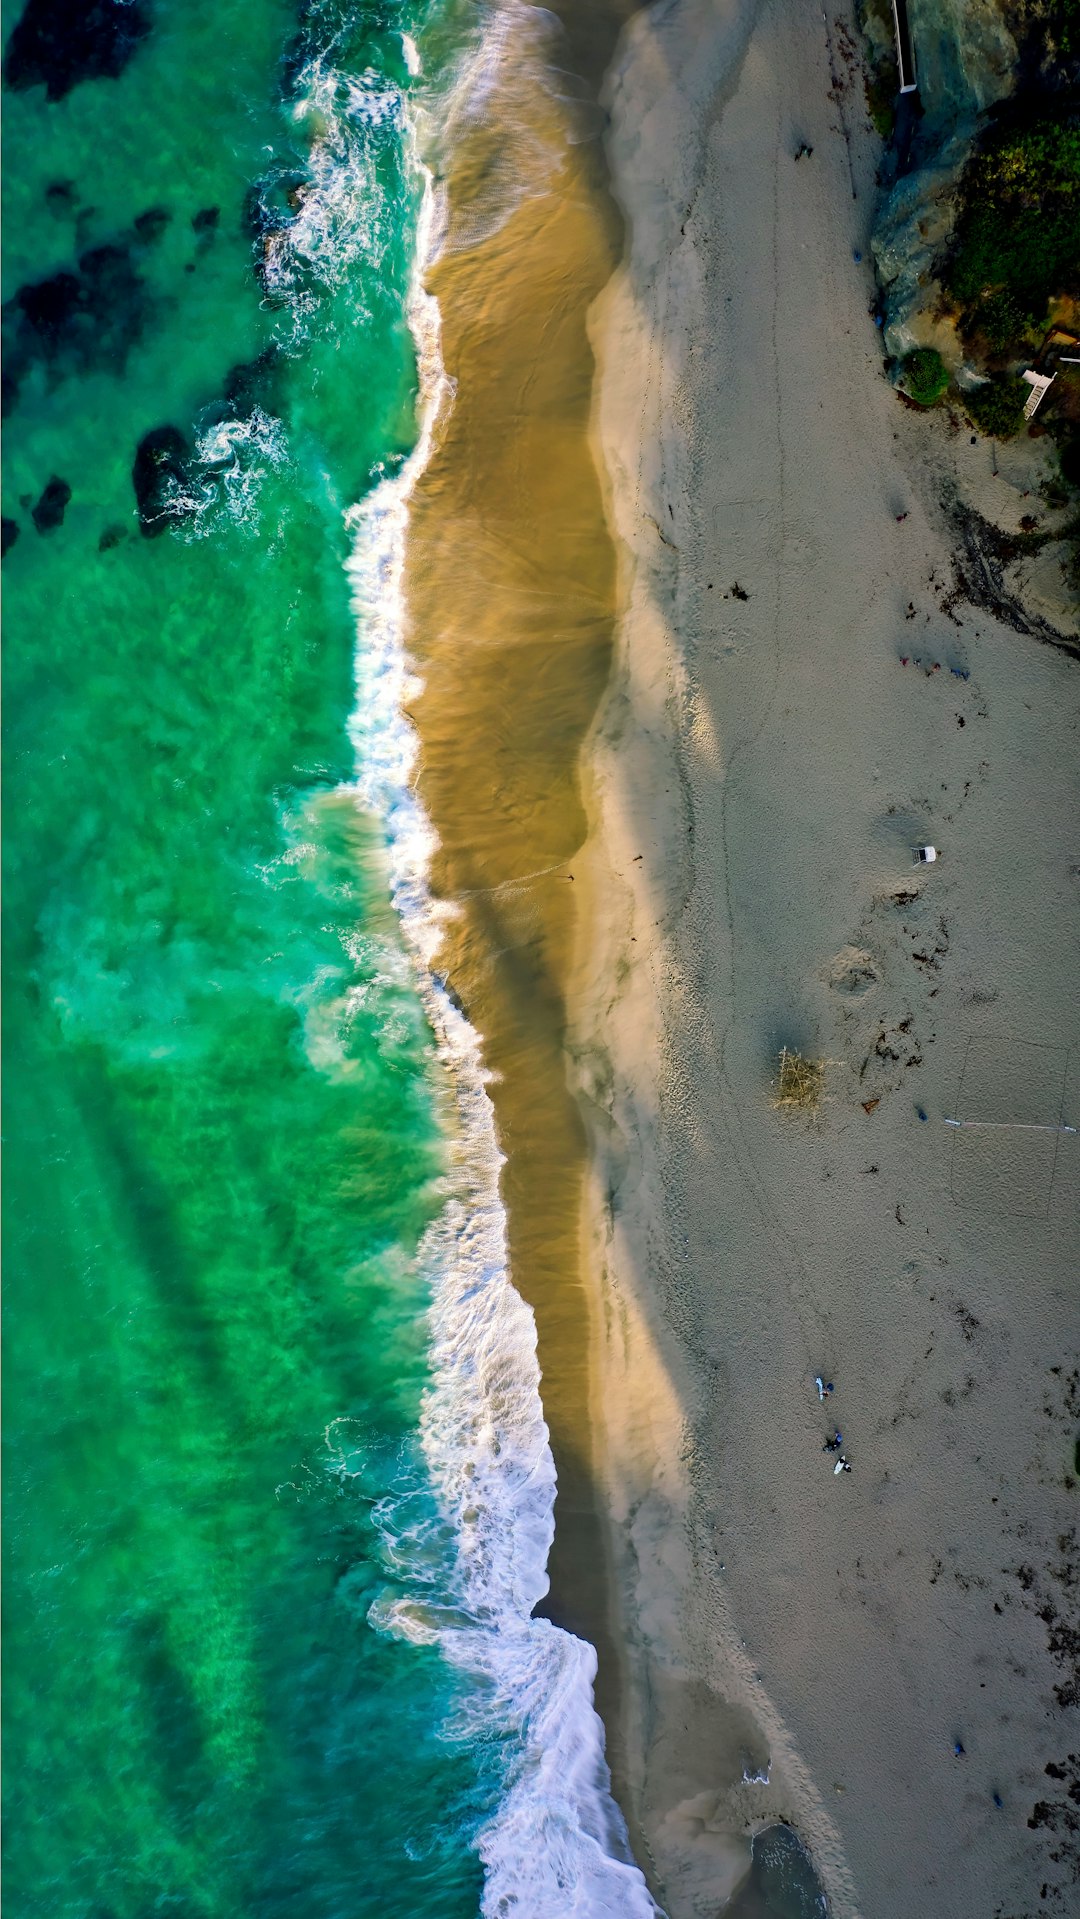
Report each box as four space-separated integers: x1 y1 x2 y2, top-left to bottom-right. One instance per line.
2 2 659 1914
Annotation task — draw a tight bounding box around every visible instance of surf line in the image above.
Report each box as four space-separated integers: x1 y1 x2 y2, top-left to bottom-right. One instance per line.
342 54 660 1919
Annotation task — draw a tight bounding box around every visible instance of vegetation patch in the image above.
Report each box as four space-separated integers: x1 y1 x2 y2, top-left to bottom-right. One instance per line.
944 119 1080 354
901 347 949 406
964 375 1029 439
864 53 898 139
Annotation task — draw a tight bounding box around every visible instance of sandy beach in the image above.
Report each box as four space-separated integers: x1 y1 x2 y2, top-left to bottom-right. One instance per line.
572 0 1080 1911
402 0 1079 1909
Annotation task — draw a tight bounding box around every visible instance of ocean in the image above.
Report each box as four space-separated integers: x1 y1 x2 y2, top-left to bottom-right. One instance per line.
1 2 657 1913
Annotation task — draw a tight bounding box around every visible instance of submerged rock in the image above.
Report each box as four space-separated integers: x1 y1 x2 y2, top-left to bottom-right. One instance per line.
132 426 193 538
3 0 151 102
32 476 71 532
131 348 284 543
2 516 20 557
221 347 280 419
98 522 127 552
133 206 171 244
45 178 78 215
3 236 151 414
192 205 220 234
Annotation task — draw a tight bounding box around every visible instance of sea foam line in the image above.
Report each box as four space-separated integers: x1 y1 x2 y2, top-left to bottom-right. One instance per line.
342 43 660 1919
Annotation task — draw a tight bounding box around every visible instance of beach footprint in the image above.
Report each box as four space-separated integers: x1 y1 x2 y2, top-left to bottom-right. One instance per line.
824 946 882 997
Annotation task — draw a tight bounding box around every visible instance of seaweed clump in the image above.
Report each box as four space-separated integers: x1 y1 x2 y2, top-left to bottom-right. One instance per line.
772 1047 826 1115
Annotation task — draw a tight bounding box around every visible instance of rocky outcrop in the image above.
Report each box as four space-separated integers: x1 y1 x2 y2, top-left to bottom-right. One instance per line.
132 427 193 538
866 0 1018 367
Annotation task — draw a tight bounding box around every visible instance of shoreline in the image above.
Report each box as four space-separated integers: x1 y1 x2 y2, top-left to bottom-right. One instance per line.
397 0 655 1886
574 1 1079 1913
353 17 665 1906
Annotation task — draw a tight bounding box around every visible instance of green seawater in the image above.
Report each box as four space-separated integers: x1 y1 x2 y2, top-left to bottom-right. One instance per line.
2 3 490 1912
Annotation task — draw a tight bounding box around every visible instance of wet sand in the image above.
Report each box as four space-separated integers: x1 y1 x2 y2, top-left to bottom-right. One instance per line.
404 0 635 1722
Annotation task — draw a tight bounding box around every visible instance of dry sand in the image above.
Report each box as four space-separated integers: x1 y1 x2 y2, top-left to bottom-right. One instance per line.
572 0 1080 1912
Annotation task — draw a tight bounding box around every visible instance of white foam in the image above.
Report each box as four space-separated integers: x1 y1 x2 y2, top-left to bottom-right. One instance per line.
261 54 405 338
182 405 290 538
417 1 567 257
336 37 661 1919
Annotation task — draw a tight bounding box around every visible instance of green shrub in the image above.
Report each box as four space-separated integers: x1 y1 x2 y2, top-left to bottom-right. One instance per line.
865 59 898 140
965 377 1028 439
968 288 1037 354
902 347 949 406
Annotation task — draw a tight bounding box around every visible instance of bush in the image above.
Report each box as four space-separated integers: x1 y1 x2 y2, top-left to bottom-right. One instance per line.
1059 436 1080 488
902 347 949 406
968 288 1037 354
965 377 1028 439
865 58 898 140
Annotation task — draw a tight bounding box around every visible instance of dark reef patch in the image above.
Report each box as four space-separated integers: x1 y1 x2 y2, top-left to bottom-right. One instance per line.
2 516 21 557
3 234 153 415
45 177 78 215
32 476 71 532
133 206 171 244
129 343 283 542
220 347 281 420
3 0 151 102
130 350 284 539
132 427 194 538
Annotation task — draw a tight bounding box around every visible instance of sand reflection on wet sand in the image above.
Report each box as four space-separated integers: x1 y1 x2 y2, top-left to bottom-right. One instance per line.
405 0 633 1732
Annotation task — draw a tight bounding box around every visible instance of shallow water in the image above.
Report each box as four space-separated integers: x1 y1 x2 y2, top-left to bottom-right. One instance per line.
727 1825 829 1918
2 3 503 1911
1 0 670 1911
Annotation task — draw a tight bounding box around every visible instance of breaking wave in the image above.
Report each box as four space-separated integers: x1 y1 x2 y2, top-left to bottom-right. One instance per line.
333 24 660 1919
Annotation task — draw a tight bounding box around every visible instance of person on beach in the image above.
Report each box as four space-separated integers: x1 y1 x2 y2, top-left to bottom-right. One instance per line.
823 1431 843 1453
815 1376 835 1400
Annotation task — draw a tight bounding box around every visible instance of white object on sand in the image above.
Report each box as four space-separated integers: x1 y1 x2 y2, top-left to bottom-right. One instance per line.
833 1458 845 1475
912 844 937 865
